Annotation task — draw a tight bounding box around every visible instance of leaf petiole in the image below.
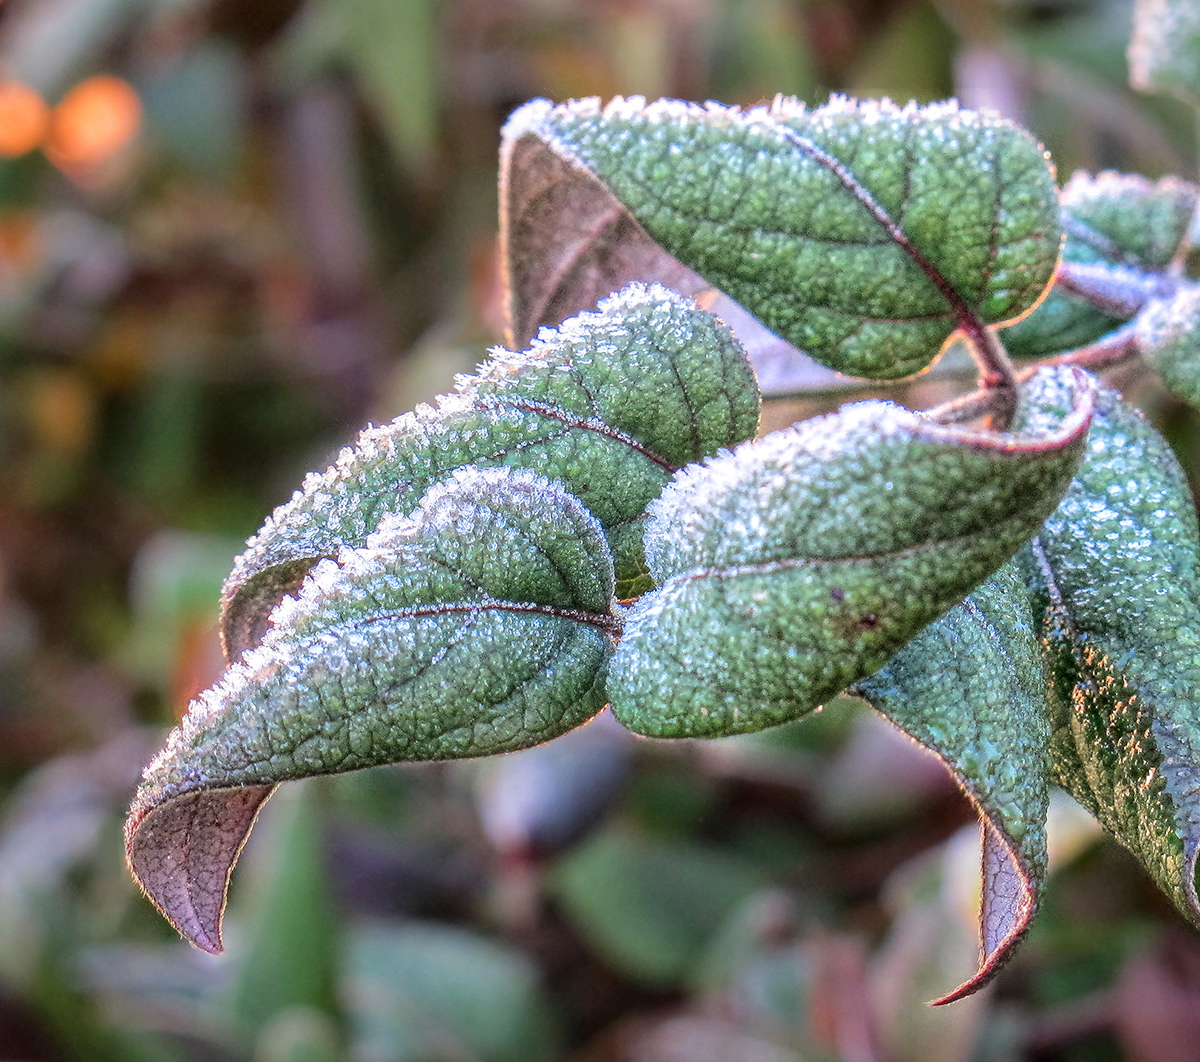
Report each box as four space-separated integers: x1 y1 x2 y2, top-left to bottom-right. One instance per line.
929 322 1143 425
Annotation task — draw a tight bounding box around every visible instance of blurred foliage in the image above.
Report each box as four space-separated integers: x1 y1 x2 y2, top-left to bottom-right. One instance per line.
0 0 1197 1059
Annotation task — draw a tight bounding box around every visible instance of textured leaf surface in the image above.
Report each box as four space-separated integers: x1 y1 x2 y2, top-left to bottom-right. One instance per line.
128 468 621 951
1137 285 1200 407
854 562 1050 1004
221 283 757 655
500 113 711 348
503 95 1061 379
607 368 1093 739
1005 171 1198 357
1130 0 1200 107
500 111 823 398
1019 368 1200 926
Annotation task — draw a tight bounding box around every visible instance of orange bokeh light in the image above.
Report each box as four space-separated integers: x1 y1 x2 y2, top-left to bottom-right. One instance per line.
45 75 141 173
0 80 49 157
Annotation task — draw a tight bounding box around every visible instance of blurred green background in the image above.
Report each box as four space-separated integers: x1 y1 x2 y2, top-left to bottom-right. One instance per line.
0 0 1198 1059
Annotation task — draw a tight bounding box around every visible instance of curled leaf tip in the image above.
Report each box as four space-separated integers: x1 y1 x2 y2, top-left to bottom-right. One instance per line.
125 784 274 953
130 467 624 946
854 562 1051 1004
929 821 1040 1006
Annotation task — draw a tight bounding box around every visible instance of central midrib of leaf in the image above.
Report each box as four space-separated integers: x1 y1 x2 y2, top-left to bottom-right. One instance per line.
581 111 997 333
610 149 961 326
771 124 986 333
1063 214 1137 267
340 395 682 539
476 397 679 472
255 395 685 592
358 599 624 635
667 526 1019 579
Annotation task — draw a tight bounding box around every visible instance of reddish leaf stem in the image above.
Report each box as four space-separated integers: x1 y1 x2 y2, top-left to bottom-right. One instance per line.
1039 320 1141 372
927 388 1003 425
928 322 1142 426
961 318 1019 430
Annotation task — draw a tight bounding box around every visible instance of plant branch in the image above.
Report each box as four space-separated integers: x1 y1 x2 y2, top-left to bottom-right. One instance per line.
927 387 1005 425
960 319 1019 430
928 321 1142 426
1056 260 1176 318
1039 320 1141 372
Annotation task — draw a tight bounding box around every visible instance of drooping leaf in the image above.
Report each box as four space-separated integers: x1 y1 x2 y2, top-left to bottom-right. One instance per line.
607 367 1093 739
1130 0 1200 108
127 468 621 952
1136 284 1200 407
1004 171 1198 358
853 562 1050 1004
502 95 1061 379
221 283 758 655
1018 367 1200 928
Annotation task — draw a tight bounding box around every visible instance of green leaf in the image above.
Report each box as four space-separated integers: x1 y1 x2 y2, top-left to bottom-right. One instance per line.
339 0 439 173
1004 171 1198 358
607 367 1093 739
224 783 339 1043
1018 367 1200 927
1130 0 1200 108
221 283 758 655
344 922 559 1062
126 467 620 953
853 562 1050 1004
549 826 766 987
1136 284 1200 407
503 95 1061 379
255 1009 341 1062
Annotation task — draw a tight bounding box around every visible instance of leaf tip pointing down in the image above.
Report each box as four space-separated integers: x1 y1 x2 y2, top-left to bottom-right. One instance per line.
1185 835 1200 926
852 562 1052 1006
125 784 275 953
928 819 1039 1006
